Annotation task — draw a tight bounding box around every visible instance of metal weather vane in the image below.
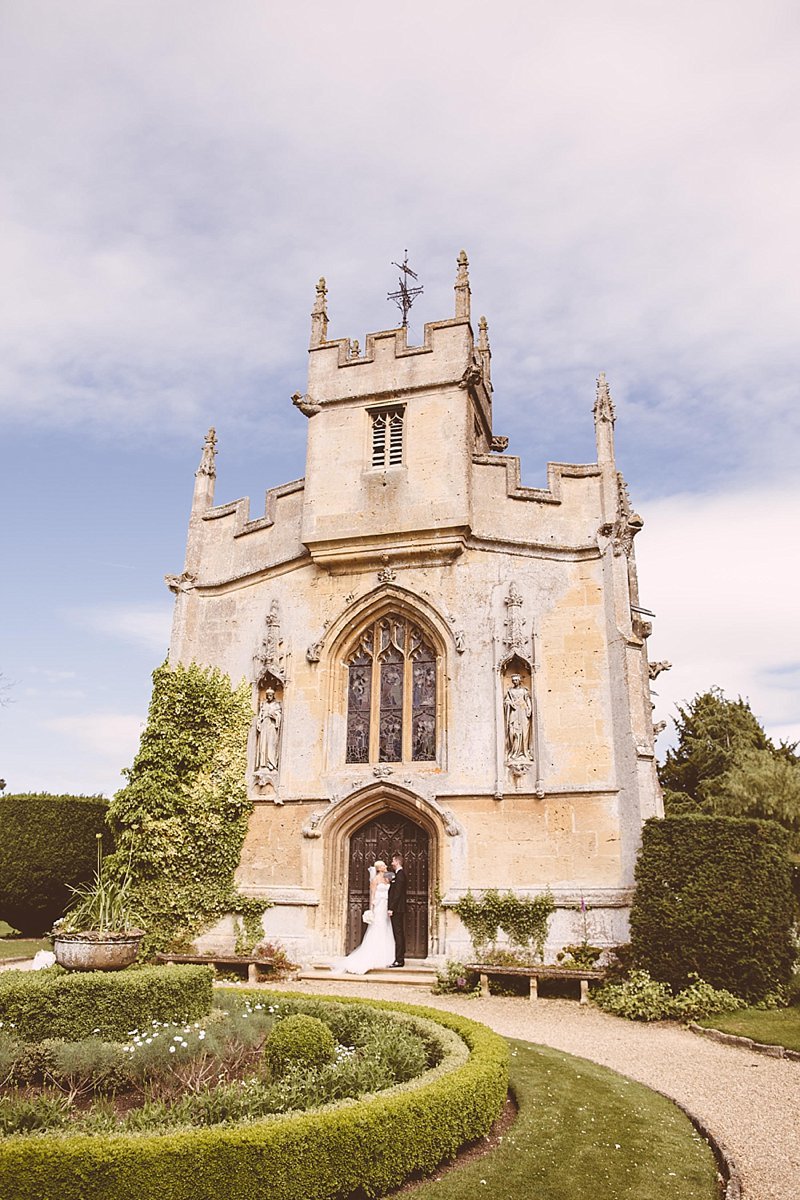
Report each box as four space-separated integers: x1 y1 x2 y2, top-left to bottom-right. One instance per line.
387 250 423 328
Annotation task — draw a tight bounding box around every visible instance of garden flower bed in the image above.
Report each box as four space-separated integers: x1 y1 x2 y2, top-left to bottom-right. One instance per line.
0 989 508 1200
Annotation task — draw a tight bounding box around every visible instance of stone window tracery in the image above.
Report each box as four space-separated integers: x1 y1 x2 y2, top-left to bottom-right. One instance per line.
371 407 404 468
345 615 438 763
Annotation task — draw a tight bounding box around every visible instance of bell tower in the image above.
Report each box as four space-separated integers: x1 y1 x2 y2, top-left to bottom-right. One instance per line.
298 253 494 571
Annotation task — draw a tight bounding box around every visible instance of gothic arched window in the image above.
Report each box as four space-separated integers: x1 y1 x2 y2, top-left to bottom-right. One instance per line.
346 614 438 764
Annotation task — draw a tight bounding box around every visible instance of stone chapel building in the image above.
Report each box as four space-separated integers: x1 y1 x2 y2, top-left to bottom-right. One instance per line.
166 253 664 962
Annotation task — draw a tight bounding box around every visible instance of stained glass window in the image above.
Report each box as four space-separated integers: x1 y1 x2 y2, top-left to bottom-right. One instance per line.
345 614 437 763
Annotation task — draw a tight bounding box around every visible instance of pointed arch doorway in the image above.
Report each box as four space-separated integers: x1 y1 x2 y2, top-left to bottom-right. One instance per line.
346 813 430 956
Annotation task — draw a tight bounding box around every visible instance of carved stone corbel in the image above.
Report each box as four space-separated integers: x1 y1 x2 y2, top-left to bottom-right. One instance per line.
459 360 483 389
648 660 672 680
599 473 644 557
292 392 321 418
165 571 197 594
302 810 326 838
440 809 461 837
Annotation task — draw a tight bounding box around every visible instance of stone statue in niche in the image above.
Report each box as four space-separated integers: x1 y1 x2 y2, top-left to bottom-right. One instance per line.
255 687 282 772
504 673 533 762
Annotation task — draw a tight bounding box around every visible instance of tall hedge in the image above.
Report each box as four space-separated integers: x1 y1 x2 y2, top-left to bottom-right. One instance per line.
630 815 795 1001
0 794 110 935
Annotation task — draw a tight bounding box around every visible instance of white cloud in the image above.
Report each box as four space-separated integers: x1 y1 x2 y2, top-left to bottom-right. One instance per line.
43 713 144 762
64 606 173 654
637 483 800 749
0 1 798 485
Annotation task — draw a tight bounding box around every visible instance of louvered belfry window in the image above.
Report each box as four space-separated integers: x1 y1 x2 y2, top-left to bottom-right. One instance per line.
371 407 404 467
346 615 437 763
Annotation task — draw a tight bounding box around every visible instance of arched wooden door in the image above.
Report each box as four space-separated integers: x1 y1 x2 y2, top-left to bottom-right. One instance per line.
346 813 430 956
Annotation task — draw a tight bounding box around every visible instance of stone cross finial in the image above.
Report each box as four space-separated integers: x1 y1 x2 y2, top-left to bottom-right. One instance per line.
454 249 471 319
196 428 217 478
310 276 329 347
593 372 615 425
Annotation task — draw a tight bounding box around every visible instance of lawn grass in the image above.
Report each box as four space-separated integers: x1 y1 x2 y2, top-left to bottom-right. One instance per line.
408 1040 719 1200
698 1005 800 1052
0 921 50 961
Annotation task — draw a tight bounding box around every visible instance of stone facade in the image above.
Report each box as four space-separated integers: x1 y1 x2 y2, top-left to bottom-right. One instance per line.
167 254 663 962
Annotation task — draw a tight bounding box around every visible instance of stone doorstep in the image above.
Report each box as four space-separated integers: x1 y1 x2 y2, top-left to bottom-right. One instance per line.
299 963 437 988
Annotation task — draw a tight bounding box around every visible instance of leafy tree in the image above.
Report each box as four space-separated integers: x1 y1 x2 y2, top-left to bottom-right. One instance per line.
660 687 800 847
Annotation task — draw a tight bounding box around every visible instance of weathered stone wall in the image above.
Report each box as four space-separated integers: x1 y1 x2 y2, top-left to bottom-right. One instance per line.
169 257 662 962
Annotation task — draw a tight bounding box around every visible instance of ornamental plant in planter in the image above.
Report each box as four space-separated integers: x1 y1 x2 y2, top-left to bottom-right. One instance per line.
53 834 143 971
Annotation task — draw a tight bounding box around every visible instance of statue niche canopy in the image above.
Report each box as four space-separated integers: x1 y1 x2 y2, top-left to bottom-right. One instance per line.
346 614 437 764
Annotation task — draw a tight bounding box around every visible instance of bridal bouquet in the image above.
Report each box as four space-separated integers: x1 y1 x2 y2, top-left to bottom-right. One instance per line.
362 910 374 925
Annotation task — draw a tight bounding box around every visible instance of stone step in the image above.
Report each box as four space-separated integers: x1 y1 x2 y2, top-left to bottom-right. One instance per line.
299 964 437 988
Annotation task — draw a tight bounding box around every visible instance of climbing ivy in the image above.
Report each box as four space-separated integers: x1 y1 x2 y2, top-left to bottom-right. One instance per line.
107 660 269 958
452 889 554 962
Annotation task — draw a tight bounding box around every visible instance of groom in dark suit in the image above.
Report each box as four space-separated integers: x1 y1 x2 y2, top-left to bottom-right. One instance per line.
387 852 407 967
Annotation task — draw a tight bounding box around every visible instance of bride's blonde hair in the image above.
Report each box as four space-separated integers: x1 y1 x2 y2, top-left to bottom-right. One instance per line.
374 860 387 872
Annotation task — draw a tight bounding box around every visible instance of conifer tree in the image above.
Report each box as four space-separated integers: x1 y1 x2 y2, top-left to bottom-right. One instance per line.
660 687 800 847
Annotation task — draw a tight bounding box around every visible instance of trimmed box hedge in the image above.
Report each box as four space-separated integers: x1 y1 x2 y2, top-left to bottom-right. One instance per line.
0 964 213 1041
0 793 111 935
0 992 509 1200
630 815 795 1001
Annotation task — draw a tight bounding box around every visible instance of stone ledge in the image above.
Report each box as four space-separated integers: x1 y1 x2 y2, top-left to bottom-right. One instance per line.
688 1021 800 1061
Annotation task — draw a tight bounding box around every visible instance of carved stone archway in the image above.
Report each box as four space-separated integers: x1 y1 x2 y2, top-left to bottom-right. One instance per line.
316 783 446 958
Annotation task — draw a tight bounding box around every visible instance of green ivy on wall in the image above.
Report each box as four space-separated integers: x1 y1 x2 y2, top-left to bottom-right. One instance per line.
107 660 269 957
452 889 554 962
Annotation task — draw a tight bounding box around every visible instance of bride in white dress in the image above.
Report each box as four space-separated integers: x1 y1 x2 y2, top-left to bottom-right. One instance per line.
339 860 396 975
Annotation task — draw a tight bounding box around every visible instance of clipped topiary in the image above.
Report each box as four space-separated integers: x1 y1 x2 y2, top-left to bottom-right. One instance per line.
263 1013 336 1077
0 794 111 935
630 815 794 1002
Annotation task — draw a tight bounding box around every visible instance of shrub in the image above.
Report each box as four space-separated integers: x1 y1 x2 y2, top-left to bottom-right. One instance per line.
263 1014 336 1078
670 975 744 1022
630 815 795 1002
0 795 110 935
0 965 212 1042
594 970 677 1021
432 960 480 996
556 943 603 969
250 940 299 979
594 970 746 1022
0 994 509 1200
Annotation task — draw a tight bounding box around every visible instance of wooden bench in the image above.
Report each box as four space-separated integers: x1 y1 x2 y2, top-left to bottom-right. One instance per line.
466 963 606 1004
156 953 275 984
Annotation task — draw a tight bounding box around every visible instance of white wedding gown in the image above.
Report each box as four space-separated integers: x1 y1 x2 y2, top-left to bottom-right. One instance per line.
338 882 396 975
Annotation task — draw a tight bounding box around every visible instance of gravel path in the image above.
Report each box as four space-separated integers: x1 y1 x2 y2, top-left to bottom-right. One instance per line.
258 978 800 1200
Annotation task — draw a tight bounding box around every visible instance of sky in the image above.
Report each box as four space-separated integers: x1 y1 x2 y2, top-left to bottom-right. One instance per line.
2 0 799 796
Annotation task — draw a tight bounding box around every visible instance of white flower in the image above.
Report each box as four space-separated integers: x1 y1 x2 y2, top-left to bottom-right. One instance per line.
169 1045 176 1053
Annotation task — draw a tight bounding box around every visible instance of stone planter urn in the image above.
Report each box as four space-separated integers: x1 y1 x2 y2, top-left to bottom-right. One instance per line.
53 930 144 971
